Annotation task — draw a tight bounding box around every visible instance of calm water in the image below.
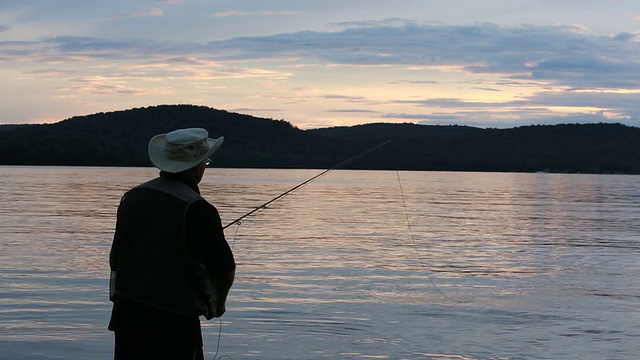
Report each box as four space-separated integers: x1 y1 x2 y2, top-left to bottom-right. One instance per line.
0 167 638 360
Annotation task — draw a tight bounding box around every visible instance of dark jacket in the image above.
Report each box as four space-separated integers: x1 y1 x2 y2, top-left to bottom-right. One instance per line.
109 176 231 318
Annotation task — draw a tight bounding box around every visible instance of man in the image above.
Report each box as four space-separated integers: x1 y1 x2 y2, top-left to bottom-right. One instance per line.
108 128 236 359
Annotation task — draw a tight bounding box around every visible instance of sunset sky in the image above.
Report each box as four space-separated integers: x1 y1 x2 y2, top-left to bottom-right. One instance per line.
2 1 640 129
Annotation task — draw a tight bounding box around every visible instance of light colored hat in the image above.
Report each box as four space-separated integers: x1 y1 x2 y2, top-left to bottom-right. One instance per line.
148 128 224 173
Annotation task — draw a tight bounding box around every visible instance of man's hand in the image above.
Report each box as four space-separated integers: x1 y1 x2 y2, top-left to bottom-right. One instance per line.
213 268 234 318
214 301 226 318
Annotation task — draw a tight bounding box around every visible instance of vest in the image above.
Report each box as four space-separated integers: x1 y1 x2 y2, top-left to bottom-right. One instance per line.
110 176 217 319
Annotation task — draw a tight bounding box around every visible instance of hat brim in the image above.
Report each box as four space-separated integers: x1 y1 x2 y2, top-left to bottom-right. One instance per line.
148 135 224 173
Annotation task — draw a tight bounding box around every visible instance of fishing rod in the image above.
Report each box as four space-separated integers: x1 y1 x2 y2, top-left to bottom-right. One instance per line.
222 139 391 229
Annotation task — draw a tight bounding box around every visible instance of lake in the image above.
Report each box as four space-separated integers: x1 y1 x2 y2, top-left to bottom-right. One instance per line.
0 167 638 359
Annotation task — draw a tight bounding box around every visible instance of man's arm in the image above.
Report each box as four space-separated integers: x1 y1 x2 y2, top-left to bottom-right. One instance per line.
186 200 236 317
214 268 235 317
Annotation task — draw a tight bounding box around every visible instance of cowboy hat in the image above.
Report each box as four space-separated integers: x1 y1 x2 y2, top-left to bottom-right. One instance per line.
148 128 224 173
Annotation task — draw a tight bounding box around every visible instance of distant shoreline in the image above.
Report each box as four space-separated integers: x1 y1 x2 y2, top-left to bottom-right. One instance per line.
1 105 639 174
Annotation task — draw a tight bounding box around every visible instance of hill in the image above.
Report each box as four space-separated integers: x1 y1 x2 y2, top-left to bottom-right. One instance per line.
1 104 639 174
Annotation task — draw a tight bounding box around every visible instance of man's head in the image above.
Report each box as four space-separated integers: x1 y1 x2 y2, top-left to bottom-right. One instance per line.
148 128 223 174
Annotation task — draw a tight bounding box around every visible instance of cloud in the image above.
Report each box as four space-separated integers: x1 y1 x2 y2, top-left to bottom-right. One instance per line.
322 94 369 102
57 76 147 96
613 32 640 41
232 107 283 113
109 8 163 19
154 0 182 3
382 113 432 120
389 80 438 85
381 109 627 128
384 88 640 127
22 68 76 76
527 90 640 114
472 87 501 92
4 20 640 126
8 22 640 91
394 89 640 113
331 18 426 29
209 22 640 90
396 97 503 108
211 10 305 18
525 55 640 88
326 109 380 113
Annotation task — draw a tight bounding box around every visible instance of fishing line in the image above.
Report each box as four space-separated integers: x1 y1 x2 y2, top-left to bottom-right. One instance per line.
210 318 233 360
210 140 391 360
396 170 465 304
222 140 391 230
229 221 242 250
208 223 242 360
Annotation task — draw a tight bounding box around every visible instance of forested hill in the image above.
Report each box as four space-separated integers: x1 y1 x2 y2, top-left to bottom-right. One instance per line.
1 104 639 174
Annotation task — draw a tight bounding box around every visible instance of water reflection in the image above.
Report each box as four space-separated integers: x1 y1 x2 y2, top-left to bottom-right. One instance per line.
0 167 638 359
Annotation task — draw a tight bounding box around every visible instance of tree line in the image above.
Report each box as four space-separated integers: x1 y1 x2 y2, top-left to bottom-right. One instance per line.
1 104 639 174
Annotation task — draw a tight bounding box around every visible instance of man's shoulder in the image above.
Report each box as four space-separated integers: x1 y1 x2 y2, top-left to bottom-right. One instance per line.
135 177 204 203
189 199 219 215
